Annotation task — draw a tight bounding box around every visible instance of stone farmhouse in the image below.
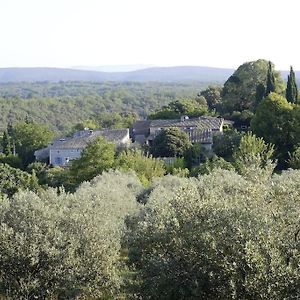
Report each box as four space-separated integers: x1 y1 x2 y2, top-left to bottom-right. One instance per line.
34 128 130 166
34 116 226 167
132 116 224 151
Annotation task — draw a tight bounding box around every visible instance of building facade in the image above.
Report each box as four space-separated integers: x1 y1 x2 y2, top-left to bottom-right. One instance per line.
132 116 224 151
35 128 130 166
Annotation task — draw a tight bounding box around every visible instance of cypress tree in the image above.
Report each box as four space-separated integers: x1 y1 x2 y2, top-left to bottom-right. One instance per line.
7 122 16 155
255 83 266 107
7 121 14 136
265 61 276 96
286 66 298 103
2 130 12 155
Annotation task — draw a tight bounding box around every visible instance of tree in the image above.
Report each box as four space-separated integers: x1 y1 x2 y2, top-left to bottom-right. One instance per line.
255 83 266 108
265 61 276 96
0 163 39 197
127 170 300 299
192 155 234 176
199 85 222 110
213 128 242 161
233 132 275 181
0 154 22 169
13 122 55 166
287 145 300 169
221 59 284 113
94 112 138 129
69 137 116 185
1 130 12 155
115 149 166 186
165 157 190 177
149 99 207 120
151 128 191 158
183 142 203 169
0 171 140 299
251 92 296 167
72 119 98 131
286 66 298 103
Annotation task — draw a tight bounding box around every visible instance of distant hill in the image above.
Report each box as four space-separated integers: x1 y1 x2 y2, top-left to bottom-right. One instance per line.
0 66 235 83
71 64 156 72
1 66 299 84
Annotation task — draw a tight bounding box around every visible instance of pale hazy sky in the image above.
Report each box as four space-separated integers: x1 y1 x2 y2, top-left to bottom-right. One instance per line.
0 0 299 69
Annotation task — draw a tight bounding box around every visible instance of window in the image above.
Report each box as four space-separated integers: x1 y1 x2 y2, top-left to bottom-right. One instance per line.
55 157 62 165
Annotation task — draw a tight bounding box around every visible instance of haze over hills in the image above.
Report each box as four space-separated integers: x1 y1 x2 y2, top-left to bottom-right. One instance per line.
0 66 298 84
0 66 235 83
71 65 156 72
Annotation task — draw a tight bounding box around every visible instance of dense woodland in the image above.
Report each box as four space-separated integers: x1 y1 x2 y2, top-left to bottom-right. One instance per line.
1 59 300 299
0 81 204 132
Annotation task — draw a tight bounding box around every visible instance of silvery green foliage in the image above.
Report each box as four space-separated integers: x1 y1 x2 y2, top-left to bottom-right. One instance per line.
233 132 275 182
0 170 141 299
288 146 300 169
128 169 300 299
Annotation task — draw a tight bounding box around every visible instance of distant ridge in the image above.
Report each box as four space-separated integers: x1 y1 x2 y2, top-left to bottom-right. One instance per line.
0 66 234 83
0 66 298 83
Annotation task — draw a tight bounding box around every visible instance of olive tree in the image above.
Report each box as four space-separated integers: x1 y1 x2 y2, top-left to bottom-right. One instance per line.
127 169 300 299
0 170 141 299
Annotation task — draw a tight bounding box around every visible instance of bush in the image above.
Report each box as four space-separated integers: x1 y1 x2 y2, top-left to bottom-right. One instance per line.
0 163 39 197
127 169 300 299
0 170 141 299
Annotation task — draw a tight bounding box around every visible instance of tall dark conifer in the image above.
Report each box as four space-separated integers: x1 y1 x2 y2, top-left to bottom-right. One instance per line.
255 83 266 108
286 66 298 103
7 121 16 155
265 61 276 96
2 130 12 155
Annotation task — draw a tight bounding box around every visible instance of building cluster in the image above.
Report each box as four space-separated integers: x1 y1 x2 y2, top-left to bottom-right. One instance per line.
35 116 225 167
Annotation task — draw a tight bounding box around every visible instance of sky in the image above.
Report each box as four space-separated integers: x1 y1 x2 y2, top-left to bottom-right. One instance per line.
0 0 299 70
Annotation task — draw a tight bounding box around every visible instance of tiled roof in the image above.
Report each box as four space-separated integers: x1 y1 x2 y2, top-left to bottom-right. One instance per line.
149 116 223 130
132 120 151 135
51 129 129 149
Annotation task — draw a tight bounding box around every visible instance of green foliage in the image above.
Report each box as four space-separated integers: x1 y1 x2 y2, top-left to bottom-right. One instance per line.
183 143 202 169
0 170 141 299
0 81 204 133
288 145 300 169
1 131 12 155
286 66 298 103
251 92 297 167
95 111 137 129
199 85 222 110
222 59 284 113
265 61 276 96
127 169 300 299
149 98 207 120
44 166 71 189
192 155 234 176
233 132 275 180
69 137 116 186
27 162 71 189
72 119 98 131
115 149 166 186
213 128 242 161
0 154 22 169
13 122 55 166
165 157 190 177
228 109 254 128
151 127 192 158
0 163 39 197
255 83 266 107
